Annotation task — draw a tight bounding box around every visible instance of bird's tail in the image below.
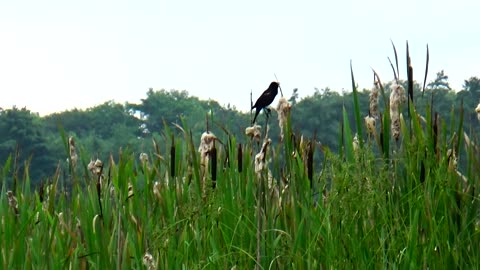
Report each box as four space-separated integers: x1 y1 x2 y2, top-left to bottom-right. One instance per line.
252 108 260 124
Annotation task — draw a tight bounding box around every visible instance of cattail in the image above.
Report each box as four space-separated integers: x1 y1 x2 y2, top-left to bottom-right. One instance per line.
143 252 156 270
198 132 216 160
57 212 66 234
68 136 78 168
389 82 406 141
353 134 360 152
447 149 469 192
475 102 480 121
370 81 380 119
245 125 262 141
87 159 103 176
276 96 291 140
364 115 376 136
255 138 271 176
237 143 243 173
139 153 149 164
198 132 216 187
210 141 217 188
39 181 45 203
306 140 314 187
96 179 103 218
7 191 19 216
127 182 134 199
170 135 175 178
153 181 161 199
447 148 458 171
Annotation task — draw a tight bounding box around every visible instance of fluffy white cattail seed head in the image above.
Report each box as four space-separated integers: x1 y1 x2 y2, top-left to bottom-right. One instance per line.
276 97 291 140
139 153 149 164
143 252 156 270
370 81 380 119
87 159 103 176
364 115 376 135
255 138 271 175
198 132 216 158
68 136 78 168
245 125 262 141
389 83 406 141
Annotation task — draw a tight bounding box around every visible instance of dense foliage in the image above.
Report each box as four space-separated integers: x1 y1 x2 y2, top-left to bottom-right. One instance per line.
2 45 480 269
2 73 480 187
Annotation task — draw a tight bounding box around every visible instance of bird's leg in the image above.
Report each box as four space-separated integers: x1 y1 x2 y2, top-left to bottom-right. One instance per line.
265 107 271 117
264 107 271 124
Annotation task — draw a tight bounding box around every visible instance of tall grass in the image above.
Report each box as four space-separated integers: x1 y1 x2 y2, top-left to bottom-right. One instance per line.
1 44 479 269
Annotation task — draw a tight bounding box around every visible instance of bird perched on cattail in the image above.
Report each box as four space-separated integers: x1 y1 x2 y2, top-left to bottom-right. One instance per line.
251 81 280 124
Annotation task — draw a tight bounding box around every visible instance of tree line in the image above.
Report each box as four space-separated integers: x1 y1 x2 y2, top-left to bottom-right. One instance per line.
1 73 479 187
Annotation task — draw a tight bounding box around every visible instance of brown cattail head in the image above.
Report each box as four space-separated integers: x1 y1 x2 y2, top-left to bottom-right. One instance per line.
237 143 243 173
39 181 45 203
211 141 217 187
170 135 175 178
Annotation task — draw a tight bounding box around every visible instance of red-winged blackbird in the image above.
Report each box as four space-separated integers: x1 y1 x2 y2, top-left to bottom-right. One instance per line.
251 81 280 124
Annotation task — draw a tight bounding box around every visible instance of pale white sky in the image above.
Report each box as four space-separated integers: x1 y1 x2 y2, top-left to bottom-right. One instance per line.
1 1 479 116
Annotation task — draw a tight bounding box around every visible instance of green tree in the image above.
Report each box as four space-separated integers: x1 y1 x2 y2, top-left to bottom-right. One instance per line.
0 107 55 186
428 70 452 91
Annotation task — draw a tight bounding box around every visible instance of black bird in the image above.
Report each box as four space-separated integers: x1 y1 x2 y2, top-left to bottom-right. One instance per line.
251 81 280 124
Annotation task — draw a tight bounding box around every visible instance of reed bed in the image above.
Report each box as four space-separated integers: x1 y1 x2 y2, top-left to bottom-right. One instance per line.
1 43 479 269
